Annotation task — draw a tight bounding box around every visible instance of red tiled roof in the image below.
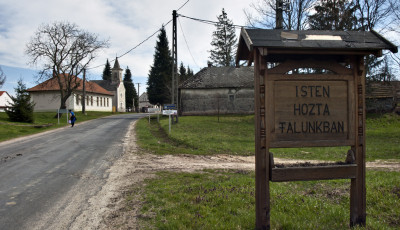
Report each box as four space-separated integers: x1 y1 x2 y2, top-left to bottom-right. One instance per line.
27 74 113 96
0 91 11 97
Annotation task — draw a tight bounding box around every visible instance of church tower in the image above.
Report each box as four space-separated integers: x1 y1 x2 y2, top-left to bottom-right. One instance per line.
111 57 123 84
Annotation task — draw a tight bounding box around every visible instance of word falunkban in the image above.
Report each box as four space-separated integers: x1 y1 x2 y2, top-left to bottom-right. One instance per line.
274 81 348 139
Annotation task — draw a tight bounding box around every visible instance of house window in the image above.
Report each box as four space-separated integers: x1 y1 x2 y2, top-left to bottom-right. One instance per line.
229 94 235 101
87 96 89 106
100 97 103 106
91 96 93 106
76 94 80 105
107 98 109 107
97 97 99 106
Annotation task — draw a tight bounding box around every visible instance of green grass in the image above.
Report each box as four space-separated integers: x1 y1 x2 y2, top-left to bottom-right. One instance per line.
136 114 400 161
365 113 400 160
137 115 255 155
136 170 400 230
0 111 115 142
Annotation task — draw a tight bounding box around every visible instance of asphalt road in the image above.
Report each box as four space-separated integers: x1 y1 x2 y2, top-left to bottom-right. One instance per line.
0 113 147 230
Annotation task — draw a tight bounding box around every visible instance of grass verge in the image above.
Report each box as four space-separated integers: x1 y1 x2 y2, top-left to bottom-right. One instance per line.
137 169 400 229
0 111 115 142
136 113 400 161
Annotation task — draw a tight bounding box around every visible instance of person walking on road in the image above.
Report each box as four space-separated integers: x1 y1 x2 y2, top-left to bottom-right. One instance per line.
69 110 77 127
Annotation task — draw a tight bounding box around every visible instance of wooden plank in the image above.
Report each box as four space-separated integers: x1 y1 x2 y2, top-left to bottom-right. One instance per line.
270 139 354 148
271 165 357 182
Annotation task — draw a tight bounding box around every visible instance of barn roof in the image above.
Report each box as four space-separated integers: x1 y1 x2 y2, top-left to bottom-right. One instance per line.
27 74 113 96
236 29 398 64
180 66 254 89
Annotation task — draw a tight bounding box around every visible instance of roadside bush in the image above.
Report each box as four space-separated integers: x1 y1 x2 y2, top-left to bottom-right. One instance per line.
6 79 35 123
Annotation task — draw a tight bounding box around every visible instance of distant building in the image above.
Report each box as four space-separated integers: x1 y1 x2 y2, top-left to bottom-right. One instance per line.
366 81 400 113
27 75 113 112
180 66 254 115
0 91 12 112
138 92 153 112
92 58 126 112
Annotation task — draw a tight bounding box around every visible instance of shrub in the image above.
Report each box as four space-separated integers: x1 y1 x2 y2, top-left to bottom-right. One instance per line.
6 79 35 123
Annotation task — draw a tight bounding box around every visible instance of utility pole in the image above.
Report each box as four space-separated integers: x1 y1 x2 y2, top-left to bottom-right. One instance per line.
137 83 140 113
82 68 86 114
172 10 179 123
276 0 283 29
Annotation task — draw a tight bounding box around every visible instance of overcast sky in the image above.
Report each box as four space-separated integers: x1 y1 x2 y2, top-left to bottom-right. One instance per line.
0 0 254 94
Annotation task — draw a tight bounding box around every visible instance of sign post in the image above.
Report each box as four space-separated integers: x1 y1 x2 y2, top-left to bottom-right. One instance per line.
162 109 177 133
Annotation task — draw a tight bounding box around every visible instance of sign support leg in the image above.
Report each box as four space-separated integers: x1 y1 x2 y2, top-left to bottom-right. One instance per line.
169 115 171 133
254 49 270 230
350 57 366 227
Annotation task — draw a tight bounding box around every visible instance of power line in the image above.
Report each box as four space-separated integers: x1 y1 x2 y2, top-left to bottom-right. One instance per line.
177 0 190 11
177 16 200 69
178 14 262 29
88 0 190 70
88 20 171 70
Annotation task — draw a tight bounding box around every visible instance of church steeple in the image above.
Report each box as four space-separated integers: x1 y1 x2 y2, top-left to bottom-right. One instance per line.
113 57 121 69
111 57 123 83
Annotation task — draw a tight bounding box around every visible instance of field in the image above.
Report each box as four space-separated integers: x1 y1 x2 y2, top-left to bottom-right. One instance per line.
133 113 400 229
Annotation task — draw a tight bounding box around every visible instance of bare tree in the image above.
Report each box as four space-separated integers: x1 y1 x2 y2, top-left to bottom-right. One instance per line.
25 22 109 109
0 66 6 88
354 0 398 31
244 0 316 30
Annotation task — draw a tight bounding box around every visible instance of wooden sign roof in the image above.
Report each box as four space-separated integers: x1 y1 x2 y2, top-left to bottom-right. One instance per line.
236 29 398 64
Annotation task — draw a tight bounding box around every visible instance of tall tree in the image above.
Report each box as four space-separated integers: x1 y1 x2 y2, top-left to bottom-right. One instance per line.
178 62 188 83
25 22 109 109
244 0 315 30
0 66 6 88
187 66 194 78
147 27 173 105
102 59 112 80
209 9 237 67
308 0 357 30
6 79 35 123
123 67 137 110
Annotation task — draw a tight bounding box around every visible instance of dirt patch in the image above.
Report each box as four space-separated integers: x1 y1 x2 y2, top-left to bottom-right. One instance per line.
74 120 400 229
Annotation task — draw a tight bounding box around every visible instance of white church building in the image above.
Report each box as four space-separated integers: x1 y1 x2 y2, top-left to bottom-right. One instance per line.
92 58 126 112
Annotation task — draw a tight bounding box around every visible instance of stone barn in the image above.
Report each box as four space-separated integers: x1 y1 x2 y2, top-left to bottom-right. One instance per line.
179 66 254 115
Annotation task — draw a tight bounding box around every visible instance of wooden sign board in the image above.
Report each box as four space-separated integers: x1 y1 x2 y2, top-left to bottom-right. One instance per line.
267 76 355 148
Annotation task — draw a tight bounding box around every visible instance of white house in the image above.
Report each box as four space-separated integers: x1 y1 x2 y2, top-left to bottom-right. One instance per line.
92 58 126 112
0 91 12 112
27 75 114 112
